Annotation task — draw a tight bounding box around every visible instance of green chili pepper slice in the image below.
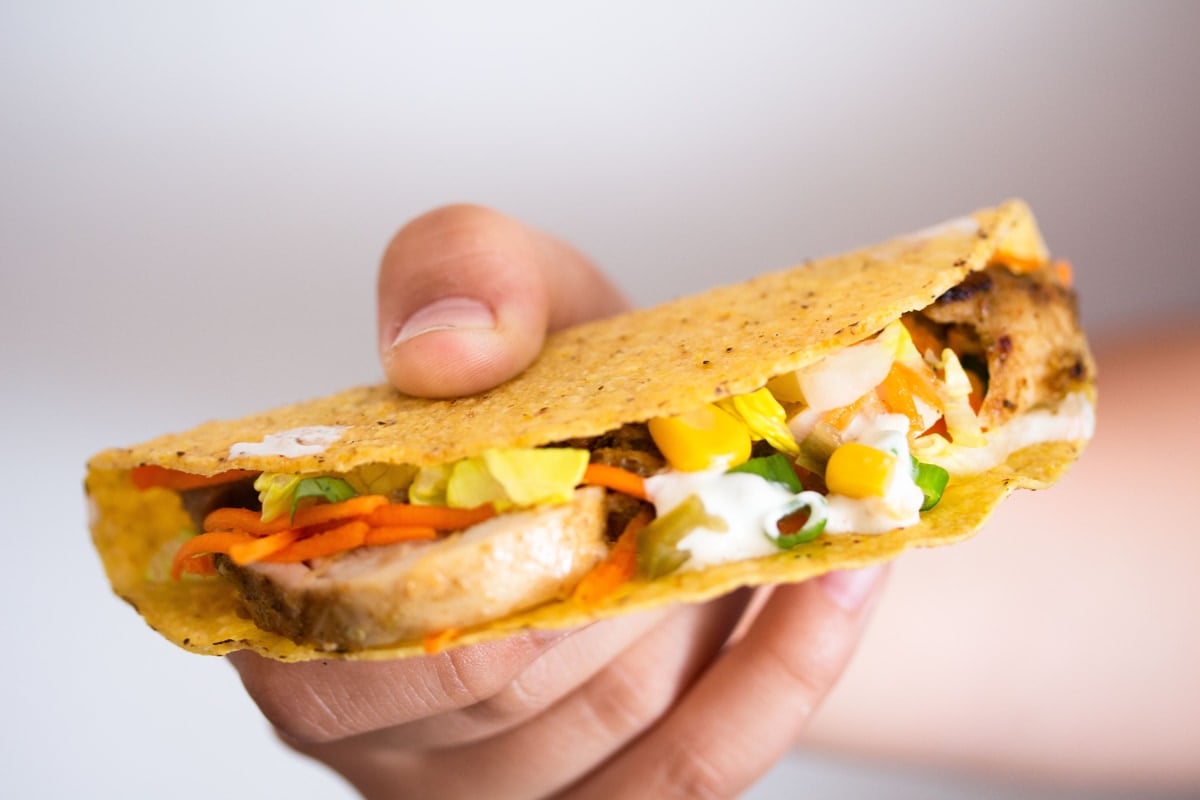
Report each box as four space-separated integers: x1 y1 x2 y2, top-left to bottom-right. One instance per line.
637 495 727 579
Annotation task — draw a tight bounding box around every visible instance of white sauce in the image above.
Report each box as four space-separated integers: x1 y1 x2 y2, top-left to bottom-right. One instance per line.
912 392 1095 474
645 469 795 571
823 413 925 534
228 425 348 459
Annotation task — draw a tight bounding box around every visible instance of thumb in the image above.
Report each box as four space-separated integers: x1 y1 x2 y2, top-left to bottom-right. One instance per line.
377 205 627 398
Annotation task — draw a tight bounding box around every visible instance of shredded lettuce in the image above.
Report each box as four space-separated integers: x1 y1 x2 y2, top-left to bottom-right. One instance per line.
445 447 589 510
291 476 357 517
255 473 303 523
344 463 417 498
718 388 799 455
409 463 452 506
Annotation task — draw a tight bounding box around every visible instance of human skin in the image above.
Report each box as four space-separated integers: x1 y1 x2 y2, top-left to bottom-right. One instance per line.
229 205 887 800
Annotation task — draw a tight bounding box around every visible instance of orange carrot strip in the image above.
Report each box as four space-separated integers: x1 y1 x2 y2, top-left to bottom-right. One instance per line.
264 520 369 563
229 529 302 565
132 466 256 492
203 507 288 535
876 367 921 431
1054 259 1074 287
290 495 389 528
363 526 439 546
171 531 254 580
422 628 460 655
572 509 653 606
891 361 943 411
822 392 871 431
997 252 1043 273
204 495 389 535
366 503 495 530
582 463 648 501
179 555 217 577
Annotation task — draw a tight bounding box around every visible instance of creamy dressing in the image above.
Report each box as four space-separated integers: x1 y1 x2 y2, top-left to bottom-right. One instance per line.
912 392 1095 474
228 425 348 459
644 413 928 571
645 469 794 570
824 413 925 534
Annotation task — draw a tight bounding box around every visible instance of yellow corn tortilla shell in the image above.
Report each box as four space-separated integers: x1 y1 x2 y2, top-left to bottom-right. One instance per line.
86 199 1092 661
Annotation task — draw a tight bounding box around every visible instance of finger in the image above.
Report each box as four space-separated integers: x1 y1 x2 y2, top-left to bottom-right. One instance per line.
300 592 753 800
568 566 888 800
345 606 674 750
437 592 754 798
377 204 627 397
228 631 569 744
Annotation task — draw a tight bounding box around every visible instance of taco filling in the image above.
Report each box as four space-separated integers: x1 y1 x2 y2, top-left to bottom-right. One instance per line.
87 200 1095 660
127 257 1091 652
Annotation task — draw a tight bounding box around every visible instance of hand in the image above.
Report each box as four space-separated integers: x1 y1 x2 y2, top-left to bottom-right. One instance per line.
229 205 887 799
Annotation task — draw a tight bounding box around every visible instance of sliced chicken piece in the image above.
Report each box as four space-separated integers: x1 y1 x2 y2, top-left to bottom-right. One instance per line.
920 263 1093 428
216 487 608 651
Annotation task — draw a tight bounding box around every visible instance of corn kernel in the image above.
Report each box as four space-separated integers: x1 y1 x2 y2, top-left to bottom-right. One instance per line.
825 442 895 498
648 404 752 472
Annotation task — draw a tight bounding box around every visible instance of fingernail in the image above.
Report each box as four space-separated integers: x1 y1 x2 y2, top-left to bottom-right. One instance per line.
818 565 884 611
392 297 495 346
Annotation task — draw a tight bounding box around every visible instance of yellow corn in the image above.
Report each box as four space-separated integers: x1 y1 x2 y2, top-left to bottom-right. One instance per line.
648 404 752 472
825 442 895 498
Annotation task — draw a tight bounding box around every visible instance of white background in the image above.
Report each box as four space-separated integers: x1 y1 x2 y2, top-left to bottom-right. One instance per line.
3 2 1198 798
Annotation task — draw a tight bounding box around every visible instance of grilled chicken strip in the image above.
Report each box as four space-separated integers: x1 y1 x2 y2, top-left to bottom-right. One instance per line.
215 487 608 651
919 263 1093 428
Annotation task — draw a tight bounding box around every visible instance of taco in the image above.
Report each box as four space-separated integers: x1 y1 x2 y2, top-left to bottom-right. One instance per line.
86 199 1094 661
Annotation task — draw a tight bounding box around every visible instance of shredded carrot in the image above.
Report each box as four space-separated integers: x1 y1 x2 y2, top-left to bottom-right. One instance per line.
171 531 254 580
264 520 370 563
178 554 218 577
996 252 1043 273
1054 259 1074 287
203 507 289 535
131 466 256 492
582 463 649 501
876 369 920 431
572 509 653 606
291 495 389 528
366 503 495 530
822 393 871 431
891 361 943 410
363 525 439 546
204 495 389 534
422 628 460 655
229 529 302 565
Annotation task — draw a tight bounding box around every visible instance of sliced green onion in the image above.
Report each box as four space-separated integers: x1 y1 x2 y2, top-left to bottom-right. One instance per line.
911 459 949 511
637 495 727 579
763 491 829 549
291 476 358 518
727 453 803 493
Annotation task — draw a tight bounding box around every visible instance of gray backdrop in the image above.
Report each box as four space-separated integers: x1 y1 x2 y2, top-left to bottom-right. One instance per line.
3 2 1197 797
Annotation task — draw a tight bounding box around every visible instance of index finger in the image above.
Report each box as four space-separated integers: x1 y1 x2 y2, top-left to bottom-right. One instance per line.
377 204 628 397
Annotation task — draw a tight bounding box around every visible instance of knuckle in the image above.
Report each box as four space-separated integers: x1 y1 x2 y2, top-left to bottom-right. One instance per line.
758 634 839 719
390 204 509 259
435 645 517 709
655 739 735 800
579 661 672 742
467 668 555 725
